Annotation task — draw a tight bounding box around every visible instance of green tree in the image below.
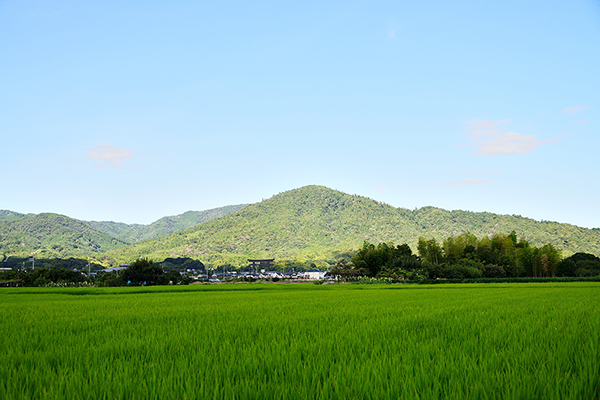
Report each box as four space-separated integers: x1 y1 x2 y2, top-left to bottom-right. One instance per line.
351 241 422 277
417 237 443 265
539 244 561 277
167 269 181 284
560 253 600 277
388 243 421 272
352 242 385 276
443 236 463 263
122 258 167 286
326 259 369 281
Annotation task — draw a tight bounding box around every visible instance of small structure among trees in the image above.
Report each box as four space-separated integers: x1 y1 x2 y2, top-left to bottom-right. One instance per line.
247 259 275 273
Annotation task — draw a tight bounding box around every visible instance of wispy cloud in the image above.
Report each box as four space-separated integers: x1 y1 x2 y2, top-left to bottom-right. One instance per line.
563 106 590 115
373 184 394 189
465 119 511 138
87 142 134 169
441 179 491 186
474 132 554 156
459 170 502 176
464 119 554 156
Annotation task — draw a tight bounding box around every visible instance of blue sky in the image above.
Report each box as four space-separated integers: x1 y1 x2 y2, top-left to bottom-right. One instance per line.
2 0 599 228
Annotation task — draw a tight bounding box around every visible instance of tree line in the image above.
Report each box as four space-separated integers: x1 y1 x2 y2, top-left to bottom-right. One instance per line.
0 258 193 287
0 267 90 287
3 231 599 286
328 231 600 281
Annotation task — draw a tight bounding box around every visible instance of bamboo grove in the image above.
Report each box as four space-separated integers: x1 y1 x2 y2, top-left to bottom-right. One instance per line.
329 231 600 281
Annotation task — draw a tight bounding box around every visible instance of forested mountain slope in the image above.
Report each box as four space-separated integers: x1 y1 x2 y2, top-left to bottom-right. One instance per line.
85 204 249 243
100 186 600 266
4 186 599 266
0 213 128 258
0 210 29 221
412 207 599 253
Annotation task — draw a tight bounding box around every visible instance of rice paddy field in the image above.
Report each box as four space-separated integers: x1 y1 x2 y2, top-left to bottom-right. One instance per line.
1 282 599 399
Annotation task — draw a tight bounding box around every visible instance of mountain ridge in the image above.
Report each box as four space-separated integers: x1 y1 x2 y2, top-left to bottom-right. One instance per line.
3 186 600 265
98 185 600 266
85 204 249 243
0 205 249 259
0 212 128 258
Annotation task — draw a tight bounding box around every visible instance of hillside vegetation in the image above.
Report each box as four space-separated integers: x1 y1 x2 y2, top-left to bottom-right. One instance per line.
0 205 248 261
100 186 600 267
4 186 600 267
85 204 248 243
0 213 128 259
0 210 30 221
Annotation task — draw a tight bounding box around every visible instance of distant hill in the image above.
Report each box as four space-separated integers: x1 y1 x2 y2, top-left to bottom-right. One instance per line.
85 204 249 243
0 210 29 221
0 213 128 259
100 185 600 266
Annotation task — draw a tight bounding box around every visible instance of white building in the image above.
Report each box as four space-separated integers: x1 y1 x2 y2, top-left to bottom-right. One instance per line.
301 269 326 280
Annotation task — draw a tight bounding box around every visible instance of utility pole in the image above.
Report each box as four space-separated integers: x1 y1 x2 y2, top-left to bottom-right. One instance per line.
30 252 35 270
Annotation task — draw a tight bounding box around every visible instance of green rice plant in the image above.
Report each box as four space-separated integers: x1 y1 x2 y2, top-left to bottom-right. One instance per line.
0 283 598 399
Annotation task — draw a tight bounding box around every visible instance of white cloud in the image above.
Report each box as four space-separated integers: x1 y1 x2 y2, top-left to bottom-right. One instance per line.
475 132 552 156
563 106 590 115
87 142 134 168
464 119 554 157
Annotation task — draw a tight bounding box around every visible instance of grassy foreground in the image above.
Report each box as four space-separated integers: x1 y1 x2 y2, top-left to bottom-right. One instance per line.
1 283 599 399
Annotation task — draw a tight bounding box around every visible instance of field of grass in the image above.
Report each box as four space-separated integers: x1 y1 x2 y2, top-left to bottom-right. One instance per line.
1 282 599 399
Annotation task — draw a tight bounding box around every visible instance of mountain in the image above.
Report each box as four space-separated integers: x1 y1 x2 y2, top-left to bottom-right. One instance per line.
85 204 249 243
4 186 600 266
99 185 600 266
0 213 128 259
